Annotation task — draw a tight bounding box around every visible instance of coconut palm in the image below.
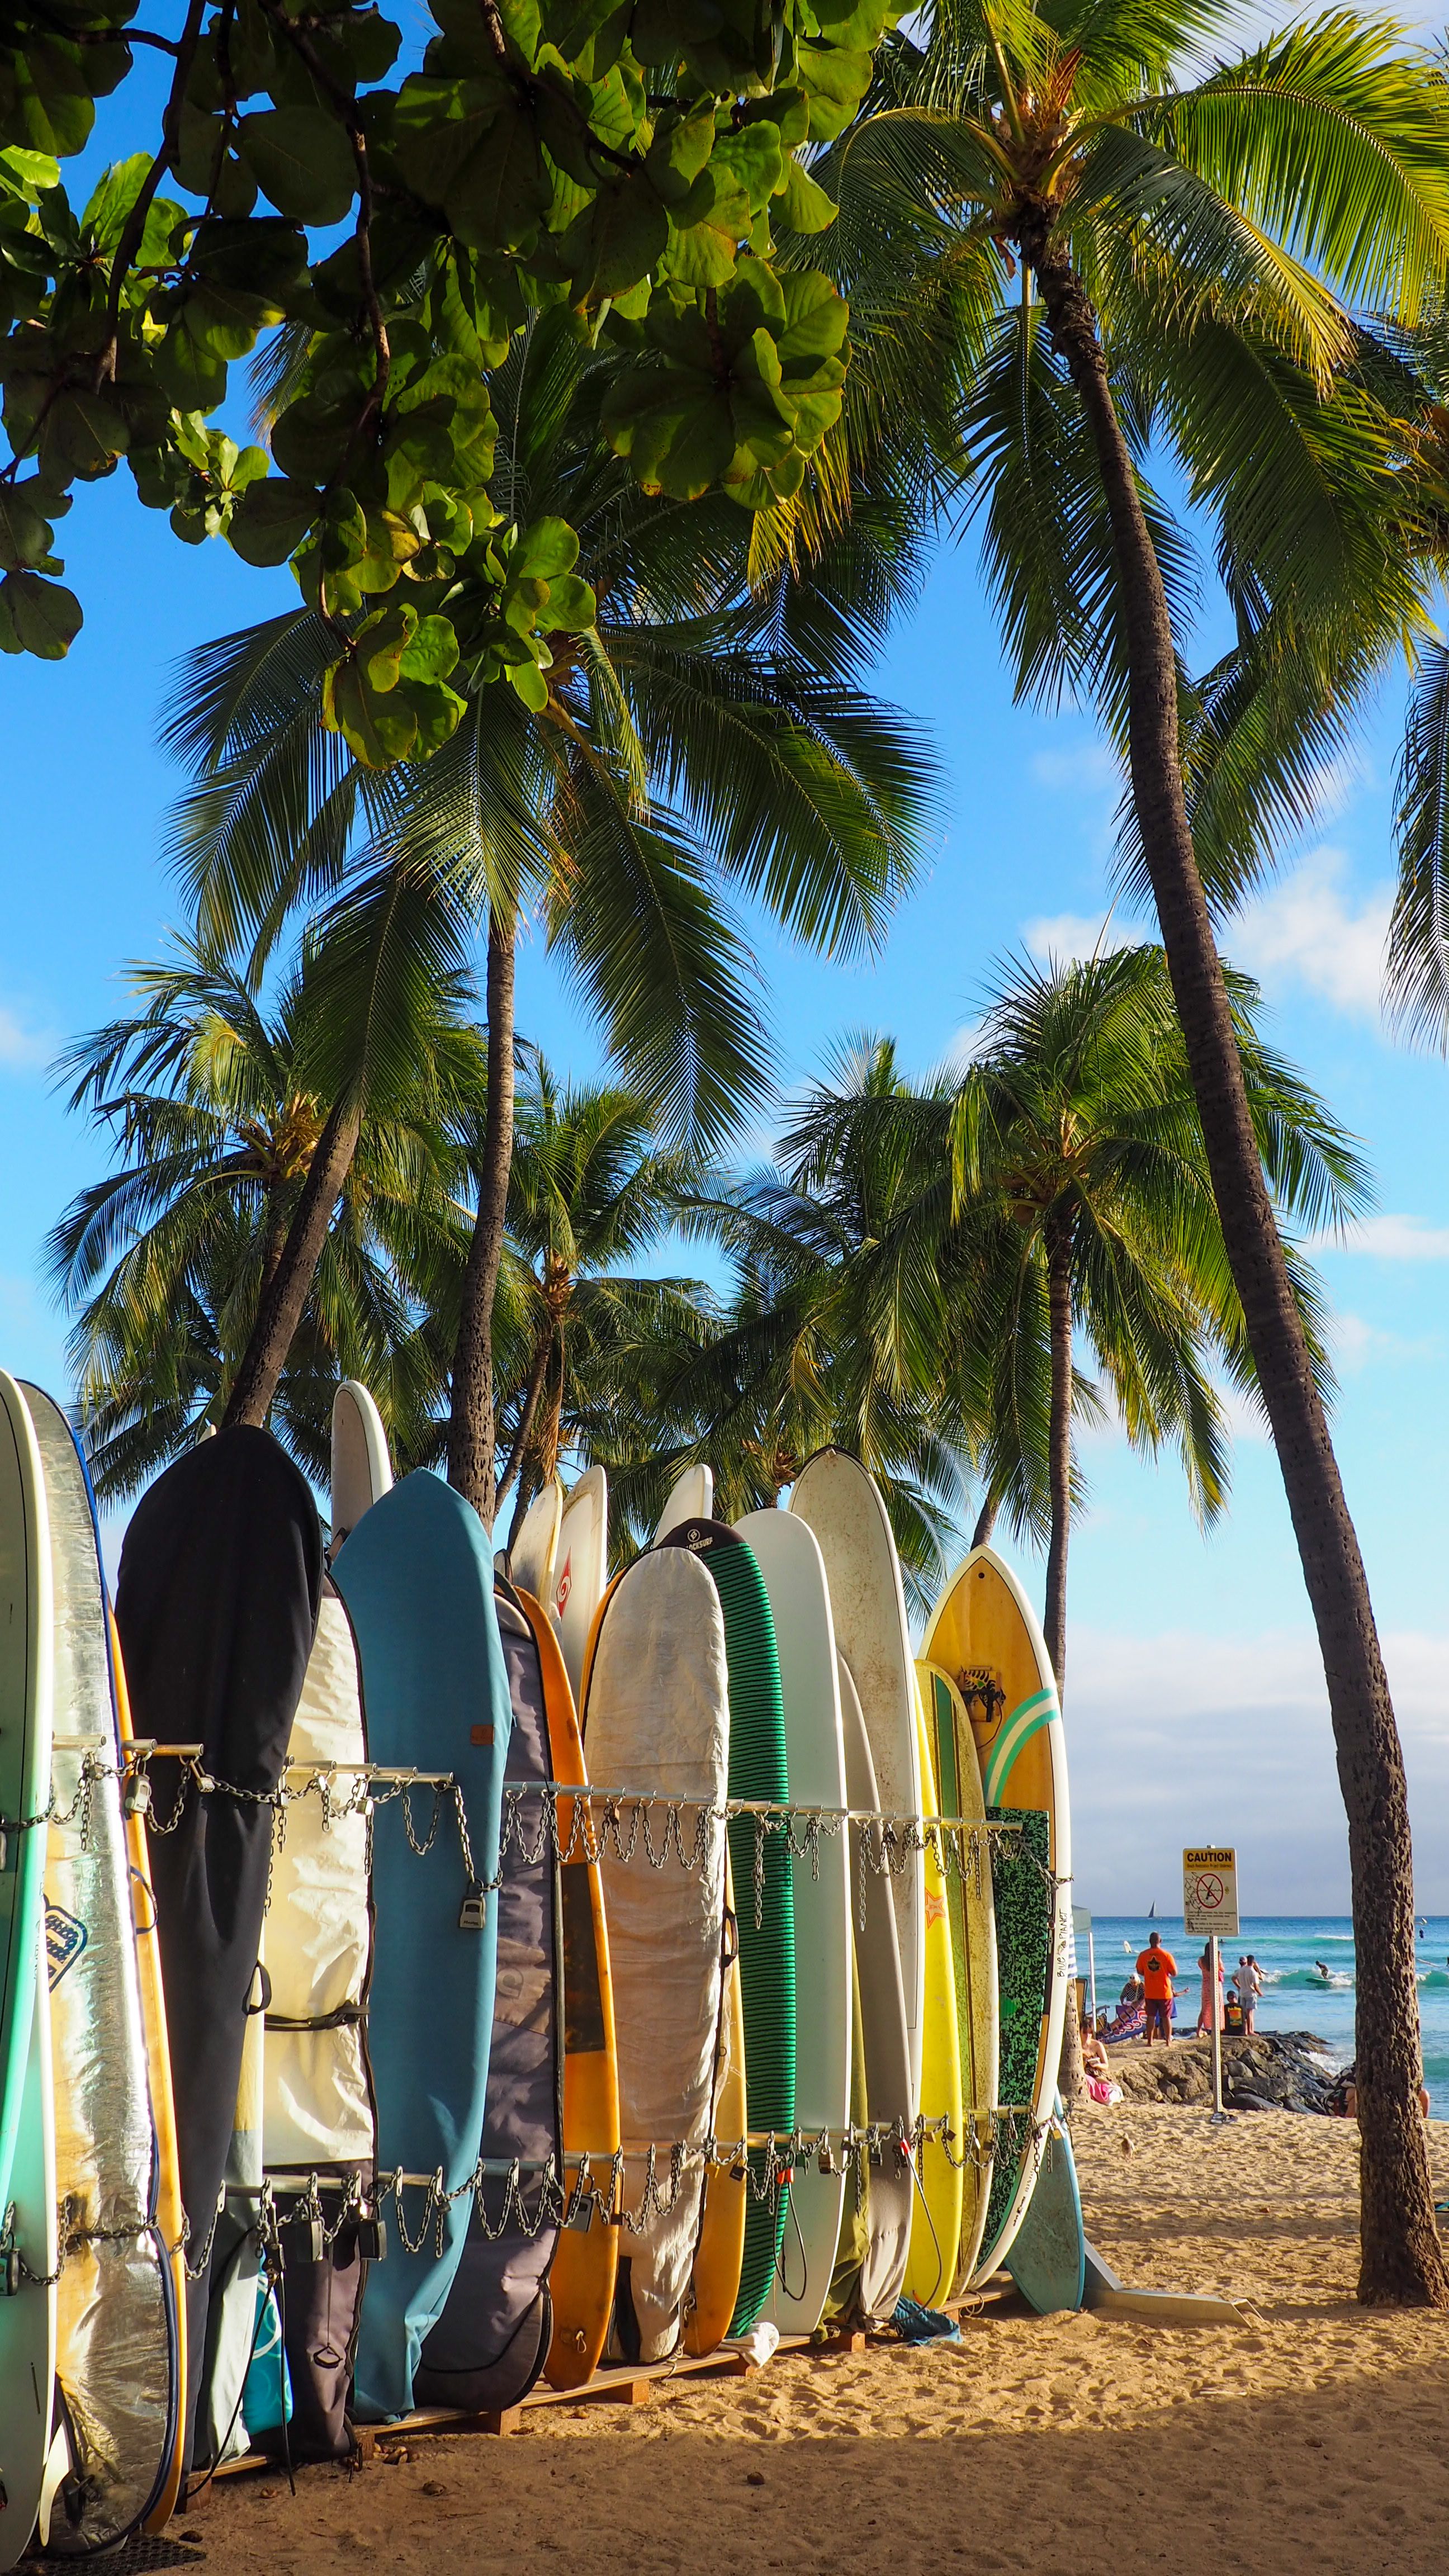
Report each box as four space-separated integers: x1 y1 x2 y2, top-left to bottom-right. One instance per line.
489 1058 724 1551
48 924 480 1496
815 0 1449 2298
165 309 936 1519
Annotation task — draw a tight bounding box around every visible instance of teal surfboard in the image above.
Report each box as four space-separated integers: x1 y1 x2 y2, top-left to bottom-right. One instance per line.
1005 2096 1085 2314
0 1375 51 2236
332 1471 512 2420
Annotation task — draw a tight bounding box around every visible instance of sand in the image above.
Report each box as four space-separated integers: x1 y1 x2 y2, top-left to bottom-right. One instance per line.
182 2105 1449 2576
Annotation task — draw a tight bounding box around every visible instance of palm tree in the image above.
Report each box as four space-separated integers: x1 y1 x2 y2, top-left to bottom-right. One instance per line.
48 927 480 1495
945 944 1366 1690
818 2 1449 2299
165 310 937 1521
489 1057 724 1549
664 1036 982 1614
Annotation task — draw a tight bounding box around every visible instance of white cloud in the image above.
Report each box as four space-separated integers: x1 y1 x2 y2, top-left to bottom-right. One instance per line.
1317 1213 1449 1261
1022 910 1132 965
1031 742 1120 794
1064 1624 1449 1911
0 1001 53 1071
1229 846 1391 1021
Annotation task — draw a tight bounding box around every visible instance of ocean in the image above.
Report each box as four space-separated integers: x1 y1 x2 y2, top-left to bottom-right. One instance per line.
1085 1915 1449 2115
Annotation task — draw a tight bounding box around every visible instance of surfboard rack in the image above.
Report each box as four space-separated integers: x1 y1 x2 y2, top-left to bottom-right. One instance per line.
206 2329 877 2472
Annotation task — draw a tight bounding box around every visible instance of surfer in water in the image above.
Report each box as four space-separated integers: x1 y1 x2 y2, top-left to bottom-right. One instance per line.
1313 1959 1332 1983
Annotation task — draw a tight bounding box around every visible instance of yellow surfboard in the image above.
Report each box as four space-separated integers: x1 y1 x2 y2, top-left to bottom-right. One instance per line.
902 1690 963 2307
922 1548 1070 2281
517 1590 621 2393
111 1613 186 2534
916 1660 998 2290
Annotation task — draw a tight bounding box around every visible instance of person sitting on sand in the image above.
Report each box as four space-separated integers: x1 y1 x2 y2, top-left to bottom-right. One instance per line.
1135 1930 1177 2046
1081 2022 1124 2106
1329 2061 1430 2121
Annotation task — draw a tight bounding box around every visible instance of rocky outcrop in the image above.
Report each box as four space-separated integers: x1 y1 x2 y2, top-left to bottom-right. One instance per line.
1104 2030 1343 2115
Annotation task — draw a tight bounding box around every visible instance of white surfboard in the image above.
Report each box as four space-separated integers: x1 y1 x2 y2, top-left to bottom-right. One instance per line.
0 1947 56 2570
330 1382 392 1552
836 1655 914 2322
654 1464 713 1543
736 1510 850 2337
789 1451 924 2107
509 1479 563 1602
552 1465 607 1701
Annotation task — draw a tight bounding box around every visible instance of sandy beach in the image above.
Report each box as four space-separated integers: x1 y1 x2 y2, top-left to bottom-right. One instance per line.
178 2103 1449 2576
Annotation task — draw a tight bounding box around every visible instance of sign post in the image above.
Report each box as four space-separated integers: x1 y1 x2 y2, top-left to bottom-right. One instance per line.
1183 1848 1239 2124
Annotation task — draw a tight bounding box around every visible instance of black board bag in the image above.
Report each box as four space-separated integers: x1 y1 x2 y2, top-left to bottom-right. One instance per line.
115 1427 323 2470
412 1590 562 2412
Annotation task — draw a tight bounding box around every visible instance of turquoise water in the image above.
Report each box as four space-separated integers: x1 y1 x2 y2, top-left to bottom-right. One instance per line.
1089 1916 1449 2116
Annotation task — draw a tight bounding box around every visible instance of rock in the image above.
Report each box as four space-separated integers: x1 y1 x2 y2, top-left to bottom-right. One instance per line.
1102 2030 1342 2115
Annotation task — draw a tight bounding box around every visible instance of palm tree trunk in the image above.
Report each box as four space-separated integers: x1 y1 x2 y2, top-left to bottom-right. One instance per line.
447 903 516 1525
222 1097 362 1431
1020 213 1446 2305
969 1489 999 1551
497 1324 553 1518
1043 1216 1072 1697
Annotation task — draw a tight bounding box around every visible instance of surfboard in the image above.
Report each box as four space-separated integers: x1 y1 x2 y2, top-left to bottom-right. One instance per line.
552 1466 608 1702
509 1481 563 1603
660 1522 794 2336
916 1659 998 2291
261 1579 375 2463
516 1591 619 2395
110 1615 187 2534
902 1691 964 2308
115 1428 323 2474
788 1451 923 2109
921 1546 1070 2280
737 1510 849 2340
1005 2097 1085 2314
0 1945 55 2573
582 1547 729 2364
835 1655 912 2324
685 1855 746 2357
654 1464 713 1542
22 1385 175 2549
0 1374 51 2237
414 1592 561 2413
332 1470 512 2421
330 1381 392 1551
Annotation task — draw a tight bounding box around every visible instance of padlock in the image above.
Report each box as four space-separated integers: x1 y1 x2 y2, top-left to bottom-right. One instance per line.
354 2218 386 2262
1 2247 20 2296
817 2139 836 2177
458 1883 487 1931
283 2213 325 2263
124 1774 152 1820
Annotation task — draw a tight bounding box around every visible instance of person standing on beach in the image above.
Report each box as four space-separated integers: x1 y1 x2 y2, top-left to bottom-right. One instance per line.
1136 1931 1177 2045
1238 1955 1263 2033
1196 1944 1224 2035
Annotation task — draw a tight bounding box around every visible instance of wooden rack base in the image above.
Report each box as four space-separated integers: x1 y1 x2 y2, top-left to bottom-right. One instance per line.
208 2327 872 2478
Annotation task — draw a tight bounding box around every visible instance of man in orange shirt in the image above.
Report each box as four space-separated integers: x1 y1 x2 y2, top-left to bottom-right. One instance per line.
1136 1930 1177 2044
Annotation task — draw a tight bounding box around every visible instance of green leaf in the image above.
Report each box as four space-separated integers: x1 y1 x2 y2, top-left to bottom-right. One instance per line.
565 168 668 301
239 106 357 224
444 95 550 249
539 570 595 627
0 482 52 571
229 475 319 567
2 566 80 656
513 513 580 579
150 323 228 414
398 611 460 683
508 655 550 709
776 156 836 235
0 145 59 204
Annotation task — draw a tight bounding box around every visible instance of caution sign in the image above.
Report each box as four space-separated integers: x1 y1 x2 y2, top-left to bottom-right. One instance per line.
1183 1847 1239 1938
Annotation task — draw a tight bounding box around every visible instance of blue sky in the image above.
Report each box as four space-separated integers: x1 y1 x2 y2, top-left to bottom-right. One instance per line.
5 85 1449 1912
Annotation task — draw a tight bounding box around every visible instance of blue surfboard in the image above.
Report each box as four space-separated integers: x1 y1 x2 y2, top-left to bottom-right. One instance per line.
332 1472 512 2419
1004 2095 1085 2314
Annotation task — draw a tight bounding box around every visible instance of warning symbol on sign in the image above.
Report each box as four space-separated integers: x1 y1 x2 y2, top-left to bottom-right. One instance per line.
1183 1846 1239 1938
